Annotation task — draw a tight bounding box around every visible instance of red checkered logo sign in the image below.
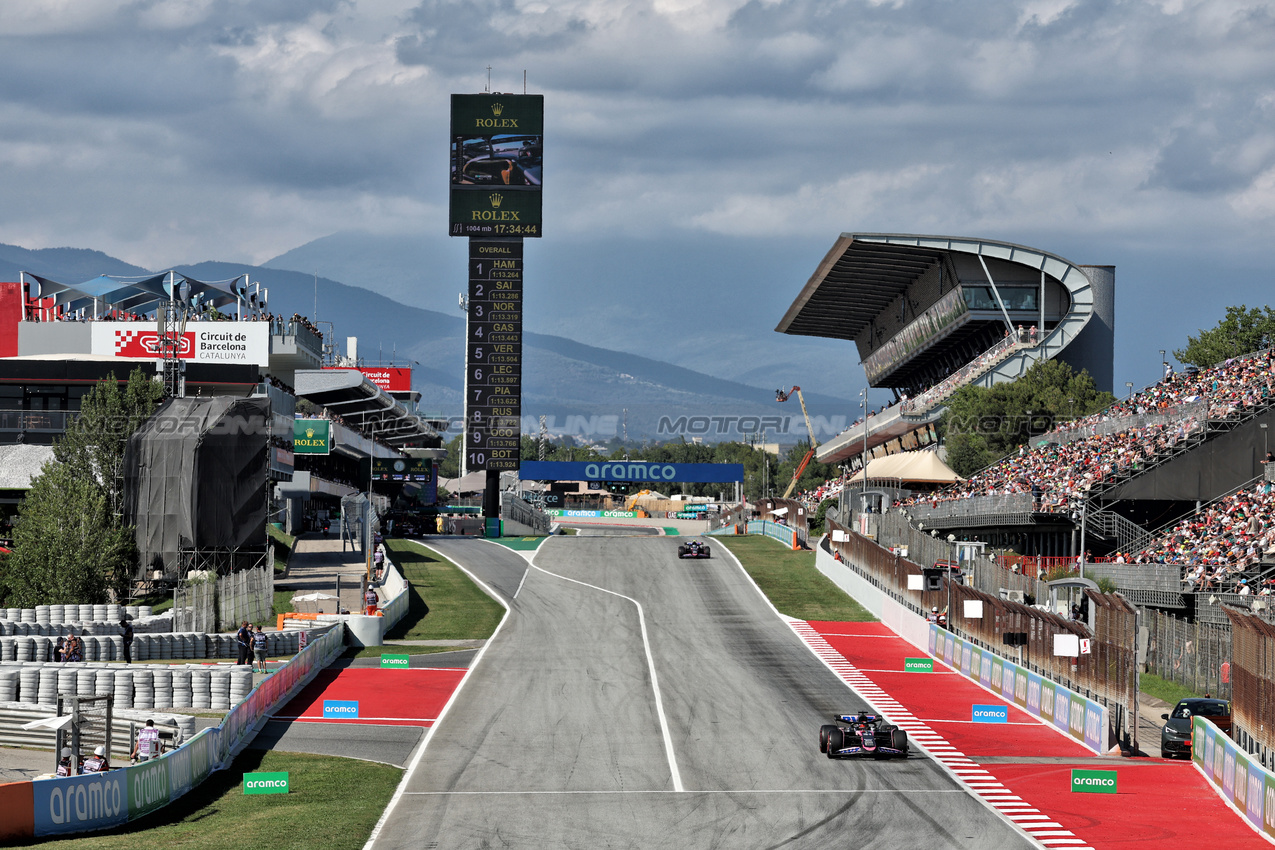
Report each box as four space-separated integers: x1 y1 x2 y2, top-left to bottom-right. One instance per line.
113 329 193 358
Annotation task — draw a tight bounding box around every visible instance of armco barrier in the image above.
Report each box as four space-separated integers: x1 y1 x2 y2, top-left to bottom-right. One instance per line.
811 540 1108 754
1194 715 1275 839
272 553 407 641
929 624 1107 754
0 619 344 839
745 520 798 550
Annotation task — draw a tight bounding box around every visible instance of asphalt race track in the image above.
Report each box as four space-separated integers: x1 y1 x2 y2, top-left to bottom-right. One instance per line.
369 537 1036 849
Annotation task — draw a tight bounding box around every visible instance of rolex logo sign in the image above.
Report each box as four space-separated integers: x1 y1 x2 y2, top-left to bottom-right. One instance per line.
449 92 543 237
293 419 331 455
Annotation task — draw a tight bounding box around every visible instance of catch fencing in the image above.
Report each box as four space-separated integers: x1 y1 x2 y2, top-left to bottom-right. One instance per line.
1225 606 1275 769
173 564 273 633
826 514 1141 751
1140 607 1232 700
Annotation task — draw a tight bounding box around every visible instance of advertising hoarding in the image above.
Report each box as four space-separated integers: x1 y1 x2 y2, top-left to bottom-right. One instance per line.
449 94 543 238
323 366 412 392
518 461 746 483
372 457 433 482
293 419 331 455
90 322 270 366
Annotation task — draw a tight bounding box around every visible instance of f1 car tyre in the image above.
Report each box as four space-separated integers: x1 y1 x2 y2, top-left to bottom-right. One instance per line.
819 724 838 753
890 728 908 755
825 727 843 758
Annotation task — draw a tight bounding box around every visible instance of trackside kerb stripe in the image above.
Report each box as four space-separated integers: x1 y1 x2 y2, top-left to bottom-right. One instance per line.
709 544 1082 846
788 620 1095 850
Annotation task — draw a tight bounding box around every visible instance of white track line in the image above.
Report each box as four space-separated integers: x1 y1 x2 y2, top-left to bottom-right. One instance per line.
362 543 515 849
787 621 1094 850
400 788 972 796
530 561 685 793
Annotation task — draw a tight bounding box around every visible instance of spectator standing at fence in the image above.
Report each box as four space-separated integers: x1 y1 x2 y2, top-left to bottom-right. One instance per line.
132 719 162 762
236 620 251 666
120 617 134 664
374 544 385 577
252 625 269 674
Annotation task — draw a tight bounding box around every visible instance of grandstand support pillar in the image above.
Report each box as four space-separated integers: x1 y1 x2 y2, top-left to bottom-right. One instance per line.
976 255 1015 333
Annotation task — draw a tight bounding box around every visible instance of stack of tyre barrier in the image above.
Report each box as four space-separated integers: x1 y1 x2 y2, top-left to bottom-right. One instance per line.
0 628 304 663
2 604 156 624
0 660 260 713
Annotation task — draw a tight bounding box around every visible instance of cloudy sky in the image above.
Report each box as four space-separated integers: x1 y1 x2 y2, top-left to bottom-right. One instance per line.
2 0 1274 398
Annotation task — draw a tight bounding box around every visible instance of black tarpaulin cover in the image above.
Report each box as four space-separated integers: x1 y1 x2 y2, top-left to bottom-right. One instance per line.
124 397 268 577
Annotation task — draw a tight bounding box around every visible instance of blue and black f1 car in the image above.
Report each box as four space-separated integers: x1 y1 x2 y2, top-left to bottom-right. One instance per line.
677 540 711 559
819 711 909 759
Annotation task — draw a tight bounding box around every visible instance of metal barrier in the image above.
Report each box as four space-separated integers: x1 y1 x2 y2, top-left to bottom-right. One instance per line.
826 515 1141 751
1141 607 1232 700
0 620 346 839
174 563 273 634
745 520 798 549
1224 606 1275 769
906 493 1042 521
501 492 551 535
1041 400 1207 446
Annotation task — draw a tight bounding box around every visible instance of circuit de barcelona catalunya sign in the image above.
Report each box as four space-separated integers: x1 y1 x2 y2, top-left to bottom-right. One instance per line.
90 323 270 366
518 461 745 483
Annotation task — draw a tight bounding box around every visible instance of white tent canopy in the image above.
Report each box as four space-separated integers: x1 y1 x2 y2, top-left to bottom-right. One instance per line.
847 451 962 485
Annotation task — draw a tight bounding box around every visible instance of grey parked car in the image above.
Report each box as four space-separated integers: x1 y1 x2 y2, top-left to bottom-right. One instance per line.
1160 697 1230 759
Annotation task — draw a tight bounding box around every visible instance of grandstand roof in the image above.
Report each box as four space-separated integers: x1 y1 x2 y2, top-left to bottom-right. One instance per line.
776 235 954 341
295 368 441 448
22 271 249 317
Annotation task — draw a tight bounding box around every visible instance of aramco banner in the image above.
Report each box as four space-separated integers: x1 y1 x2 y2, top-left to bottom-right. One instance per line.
519 461 745 483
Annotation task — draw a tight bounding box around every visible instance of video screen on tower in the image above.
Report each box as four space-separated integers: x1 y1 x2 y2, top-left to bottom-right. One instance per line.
449 93 543 238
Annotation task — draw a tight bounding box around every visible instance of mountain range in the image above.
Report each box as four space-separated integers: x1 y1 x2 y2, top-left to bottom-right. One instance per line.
0 241 860 445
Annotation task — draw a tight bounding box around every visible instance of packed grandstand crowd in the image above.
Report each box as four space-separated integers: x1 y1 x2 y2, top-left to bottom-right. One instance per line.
901 349 1273 512
794 348 1275 584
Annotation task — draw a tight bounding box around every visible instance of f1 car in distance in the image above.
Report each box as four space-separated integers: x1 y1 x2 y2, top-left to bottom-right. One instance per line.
677 540 711 559
819 711 909 759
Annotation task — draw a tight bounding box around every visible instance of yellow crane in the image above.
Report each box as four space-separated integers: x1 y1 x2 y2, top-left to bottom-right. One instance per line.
775 386 819 499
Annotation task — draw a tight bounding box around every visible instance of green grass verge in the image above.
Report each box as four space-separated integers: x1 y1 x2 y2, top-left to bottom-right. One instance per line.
383 539 504 641
493 536 547 551
267 525 297 574
130 592 173 615
720 536 876 622
7 750 401 850
1140 672 1207 706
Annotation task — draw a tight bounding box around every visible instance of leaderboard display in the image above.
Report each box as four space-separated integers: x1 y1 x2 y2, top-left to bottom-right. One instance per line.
465 239 522 471
449 94 543 238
